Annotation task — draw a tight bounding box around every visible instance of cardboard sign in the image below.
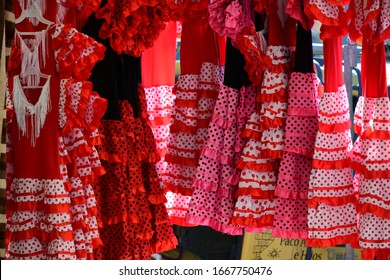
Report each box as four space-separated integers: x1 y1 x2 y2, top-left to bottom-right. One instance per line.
241 231 361 260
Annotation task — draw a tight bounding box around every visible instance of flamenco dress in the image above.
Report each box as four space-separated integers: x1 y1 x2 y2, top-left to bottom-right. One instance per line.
162 0 226 226
272 22 321 240
349 0 390 259
231 6 295 232
82 10 177 259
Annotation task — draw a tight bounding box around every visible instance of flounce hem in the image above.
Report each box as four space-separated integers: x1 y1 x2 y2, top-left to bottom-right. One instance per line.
358 203 390 219
230 215 274 228
236 159 279 172
307 195 357 208
185 214 243 236
150 237 179 254
306 233 359 248
271 228 308 240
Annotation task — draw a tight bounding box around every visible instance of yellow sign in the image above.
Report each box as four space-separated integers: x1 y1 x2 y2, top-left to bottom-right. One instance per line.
241 231 361 260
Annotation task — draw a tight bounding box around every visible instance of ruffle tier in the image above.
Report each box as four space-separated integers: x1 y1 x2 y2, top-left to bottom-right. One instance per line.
351 96 390 256
186 84 256 235
307 85 358 248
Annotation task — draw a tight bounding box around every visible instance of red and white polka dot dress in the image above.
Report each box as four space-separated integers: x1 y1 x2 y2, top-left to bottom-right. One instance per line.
162 0 226 226
351 39 390 260
6 77 107 260
231 12 295 233
306 37 358 248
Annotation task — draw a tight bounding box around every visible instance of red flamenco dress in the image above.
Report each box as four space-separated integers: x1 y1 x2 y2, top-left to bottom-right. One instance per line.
6 75 107 259
349 0 390 260
82 10 177 259
273 22 321 240
6 18 107 259
140 21 177 186
306 36 358 247
231 8 296 232
162 0 226 226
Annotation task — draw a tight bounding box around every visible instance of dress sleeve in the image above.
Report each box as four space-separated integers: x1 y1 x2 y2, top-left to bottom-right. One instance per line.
51 24 106 80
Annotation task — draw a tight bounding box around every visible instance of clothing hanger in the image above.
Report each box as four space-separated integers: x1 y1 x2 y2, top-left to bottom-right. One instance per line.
15 0 53 26
20 69 50 89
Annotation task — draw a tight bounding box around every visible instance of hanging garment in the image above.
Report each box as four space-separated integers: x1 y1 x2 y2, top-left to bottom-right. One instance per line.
232 9 295 233
352 40 390 260
306 36 359 248
272 22 321 240
185 38 255 235
6 75 107 259
162 0 226 226
82 11 177 260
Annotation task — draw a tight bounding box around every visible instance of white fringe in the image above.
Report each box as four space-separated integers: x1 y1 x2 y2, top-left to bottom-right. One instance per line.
13 75 52 147
16 29 48 88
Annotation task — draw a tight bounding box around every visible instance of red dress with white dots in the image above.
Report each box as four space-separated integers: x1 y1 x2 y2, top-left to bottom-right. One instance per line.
162 0 226 226
6 76 107 259
351 39 390 260
306 37 359 248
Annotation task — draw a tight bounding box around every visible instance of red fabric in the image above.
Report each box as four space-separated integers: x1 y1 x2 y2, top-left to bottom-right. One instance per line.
8 77 61 179
323 37 343 92
141 21 177 87
180 21 226 74
362 40 388 98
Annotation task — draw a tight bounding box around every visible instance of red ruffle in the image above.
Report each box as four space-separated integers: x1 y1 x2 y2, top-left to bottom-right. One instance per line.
311 158 351 169
52 24 106 80
241 129 262 141
306 233 360 248
318 120 351 133
235 188 275 199
257 88 288 103
150 237 179 255
236 159 279 172
97 212 151 228
164 154 199 167
185 214 243 236
358 203 390 219
307 195 357 208
361 248 390 260
304 2 348 35
164 182 195 197
230 215 274 228
148 194 168 205
6 226 74 244
260 149 284 160
98 150 127 164
169 216 197 227
7 200 71 214
271 228 308 240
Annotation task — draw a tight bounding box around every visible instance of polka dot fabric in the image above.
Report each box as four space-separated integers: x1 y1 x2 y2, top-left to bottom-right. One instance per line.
348 0 390 44
93 100 176 259
304 0 349 39
185 85 256 235
307 85 358 248
232 43 292 232
352 97 390 259
163 62 223 225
